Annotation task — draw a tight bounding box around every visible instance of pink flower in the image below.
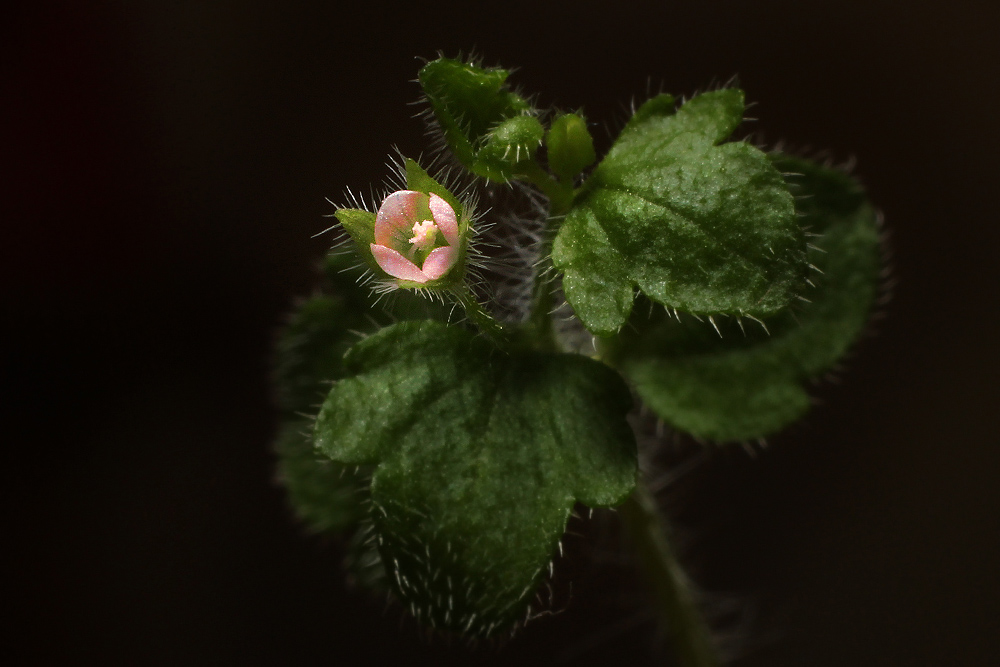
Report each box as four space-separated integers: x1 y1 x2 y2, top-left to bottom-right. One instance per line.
370 190 461 284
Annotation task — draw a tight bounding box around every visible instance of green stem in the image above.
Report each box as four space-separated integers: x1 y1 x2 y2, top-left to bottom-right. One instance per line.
620 481 720 667
517 161 574 215
526 267 557 352
454 286 506 346
515 162 577 352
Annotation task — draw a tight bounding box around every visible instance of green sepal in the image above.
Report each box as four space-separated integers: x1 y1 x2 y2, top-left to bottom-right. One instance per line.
553 89 805 336
546 113 597 180
333 208 378 270
313 320 637 637
605 154 882 442
319 252 454 323
404 158 464 226
474 115 545 180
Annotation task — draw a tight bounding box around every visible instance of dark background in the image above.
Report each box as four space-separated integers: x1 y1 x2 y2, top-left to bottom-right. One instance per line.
5 1 998 664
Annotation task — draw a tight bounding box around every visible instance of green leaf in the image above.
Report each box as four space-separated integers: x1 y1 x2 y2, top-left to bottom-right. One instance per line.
553 89 805 335
275 420 369 534
556 205 635 334
272 255 374 534
313 320 637 637
275 253 456 416
343 517 388 592
606 154 882 442
274 293 366 417
619 93 677 133
546 113 597 180
272 287 370 534
273 254 448 536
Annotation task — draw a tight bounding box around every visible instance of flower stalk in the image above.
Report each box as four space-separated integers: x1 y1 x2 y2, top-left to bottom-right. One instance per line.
454 286 506 346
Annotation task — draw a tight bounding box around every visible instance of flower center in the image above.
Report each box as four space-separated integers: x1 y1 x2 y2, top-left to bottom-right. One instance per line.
408 219 440 253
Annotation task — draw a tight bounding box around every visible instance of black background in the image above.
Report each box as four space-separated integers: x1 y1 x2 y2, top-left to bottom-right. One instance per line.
5 1 999 665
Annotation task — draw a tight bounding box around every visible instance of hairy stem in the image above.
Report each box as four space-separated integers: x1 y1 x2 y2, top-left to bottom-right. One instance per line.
517 162 577 352
454 286 506 345
517 161 574 215
620 481 719 667
522 219 561 352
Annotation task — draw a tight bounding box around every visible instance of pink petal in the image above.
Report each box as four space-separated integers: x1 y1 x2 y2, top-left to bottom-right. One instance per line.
420 245 458 280
375 190 421 247
370 244 429 283
428 193 459 246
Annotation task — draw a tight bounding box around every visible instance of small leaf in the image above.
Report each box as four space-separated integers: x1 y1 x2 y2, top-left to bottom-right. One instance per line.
314 320 637 637
546 112 597 180
606 154 882 442
553 89 804 335
419 57 532 174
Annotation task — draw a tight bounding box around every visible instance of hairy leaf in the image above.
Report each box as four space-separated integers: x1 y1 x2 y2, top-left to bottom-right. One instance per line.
275 420 369 534
553 90 804 335
313 321 637 637
274 255 447 536
275 285 366 416
275 254 447 415
606 154 882 442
